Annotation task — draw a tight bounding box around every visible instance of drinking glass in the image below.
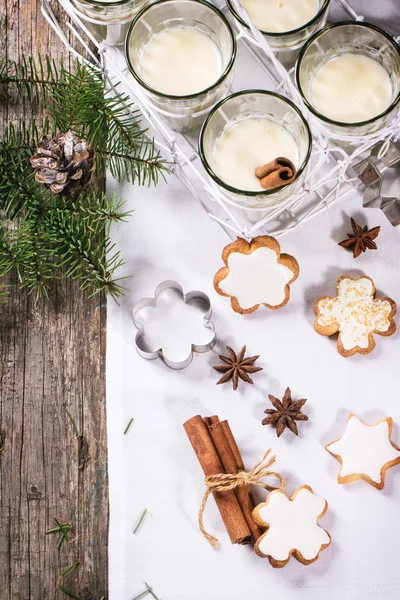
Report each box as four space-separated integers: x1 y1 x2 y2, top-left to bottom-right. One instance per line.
296 22 400 137
126 0 236 132
71 0 148 45
199 90 312 212
226 0 330 68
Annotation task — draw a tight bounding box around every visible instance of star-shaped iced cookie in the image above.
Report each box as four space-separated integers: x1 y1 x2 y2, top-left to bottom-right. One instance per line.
252 486 331 567
326 414 400 489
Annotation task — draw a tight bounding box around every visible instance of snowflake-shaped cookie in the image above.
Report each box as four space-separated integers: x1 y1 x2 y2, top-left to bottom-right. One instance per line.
326 414 400 490
214 236 299 314
252 486 331 568
314 275 396 356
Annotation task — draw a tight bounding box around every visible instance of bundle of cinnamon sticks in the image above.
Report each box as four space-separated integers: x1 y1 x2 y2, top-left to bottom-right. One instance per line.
184 415 262 545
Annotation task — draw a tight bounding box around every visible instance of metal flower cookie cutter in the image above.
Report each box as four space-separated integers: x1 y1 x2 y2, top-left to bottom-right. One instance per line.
132 280 217 369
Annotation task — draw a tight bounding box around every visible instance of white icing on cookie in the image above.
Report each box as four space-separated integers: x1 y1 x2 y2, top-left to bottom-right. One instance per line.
219 246 293 310
256 487 330 562
326 415 400 485
317 277 392 350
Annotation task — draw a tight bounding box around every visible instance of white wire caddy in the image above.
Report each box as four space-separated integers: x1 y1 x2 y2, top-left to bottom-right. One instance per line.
42 0 400 242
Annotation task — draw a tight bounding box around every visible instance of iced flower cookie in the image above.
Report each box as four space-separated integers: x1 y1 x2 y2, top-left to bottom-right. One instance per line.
314 275 396 356
214 236 299 315
252 486 331 568
326 414 400 490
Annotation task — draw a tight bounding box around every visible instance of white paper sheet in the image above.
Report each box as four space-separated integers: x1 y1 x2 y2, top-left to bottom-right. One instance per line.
107 2 400 598
107 167 400 599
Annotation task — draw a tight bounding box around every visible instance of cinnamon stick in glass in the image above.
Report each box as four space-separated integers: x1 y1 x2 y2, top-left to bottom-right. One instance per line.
255 157 296 190
183 415 252 545
208 419 262 544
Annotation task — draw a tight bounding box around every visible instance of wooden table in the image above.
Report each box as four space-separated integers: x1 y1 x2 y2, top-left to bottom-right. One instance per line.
0 2 109 598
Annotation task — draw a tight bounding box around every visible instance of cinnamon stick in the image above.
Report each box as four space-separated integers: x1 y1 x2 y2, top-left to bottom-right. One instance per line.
204 415 220 426
208 420 262 544
220 420 263 532
220 420 245 469
183 415 252 545
255 157 297 190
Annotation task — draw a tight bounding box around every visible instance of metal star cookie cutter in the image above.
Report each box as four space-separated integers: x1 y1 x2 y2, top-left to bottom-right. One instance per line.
353 140 400 226
132 280 217 370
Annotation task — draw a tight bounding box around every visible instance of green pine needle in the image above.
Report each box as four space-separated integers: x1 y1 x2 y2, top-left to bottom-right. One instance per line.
145 583 161 600
132 583 161 600
133 509 148 534
59 561 80 579
45 526 64 535
56 585 105 600
46 517 72 551
57 586 82 600
132 591 150 600
124 417 134 435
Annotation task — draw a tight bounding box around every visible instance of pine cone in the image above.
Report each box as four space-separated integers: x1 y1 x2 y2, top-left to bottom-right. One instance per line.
30 131 95 194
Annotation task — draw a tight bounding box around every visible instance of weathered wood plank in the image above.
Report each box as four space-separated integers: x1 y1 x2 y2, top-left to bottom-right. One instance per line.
0 2 109 599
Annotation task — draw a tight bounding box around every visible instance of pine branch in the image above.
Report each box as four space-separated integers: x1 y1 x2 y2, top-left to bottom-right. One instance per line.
1 117 42 149
0 53 169 302
96 192 133 227
0 283 9 302
0 218 53 298
96 82 170 184
18 220 54 298
49 63 170 184
2 58 170 187
57 191 133 230
45 207 127 300
97 144 168 186
97 82 150 153
50 62 104 139
103 89 143 148
0 129 130 299
0 55 60 104
0 220 24 278
0 119 54 219
0 148 38 219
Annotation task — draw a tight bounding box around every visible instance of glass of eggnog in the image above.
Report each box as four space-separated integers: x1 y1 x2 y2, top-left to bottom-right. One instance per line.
199 90 312 213
226 0 330 68
296 22 400 138
125 0 236 132
71 0 149 45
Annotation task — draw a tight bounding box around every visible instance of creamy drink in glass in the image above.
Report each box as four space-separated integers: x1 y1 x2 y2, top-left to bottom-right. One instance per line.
310 53 392 124
138 28 222 97
199 91 312 215
297 22 400 137
241 0 319 33
227 0 330 67
126 0 236 132
213 118 299 193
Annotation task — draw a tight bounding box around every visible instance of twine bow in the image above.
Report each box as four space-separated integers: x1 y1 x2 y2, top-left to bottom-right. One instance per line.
199 449 286 549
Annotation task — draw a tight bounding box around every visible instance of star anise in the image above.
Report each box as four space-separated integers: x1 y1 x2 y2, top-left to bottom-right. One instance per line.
213 345 263 391
262 387 308 437
338 217 380 259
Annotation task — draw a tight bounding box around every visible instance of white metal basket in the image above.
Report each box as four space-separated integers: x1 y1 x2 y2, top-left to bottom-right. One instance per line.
42 0 400 240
